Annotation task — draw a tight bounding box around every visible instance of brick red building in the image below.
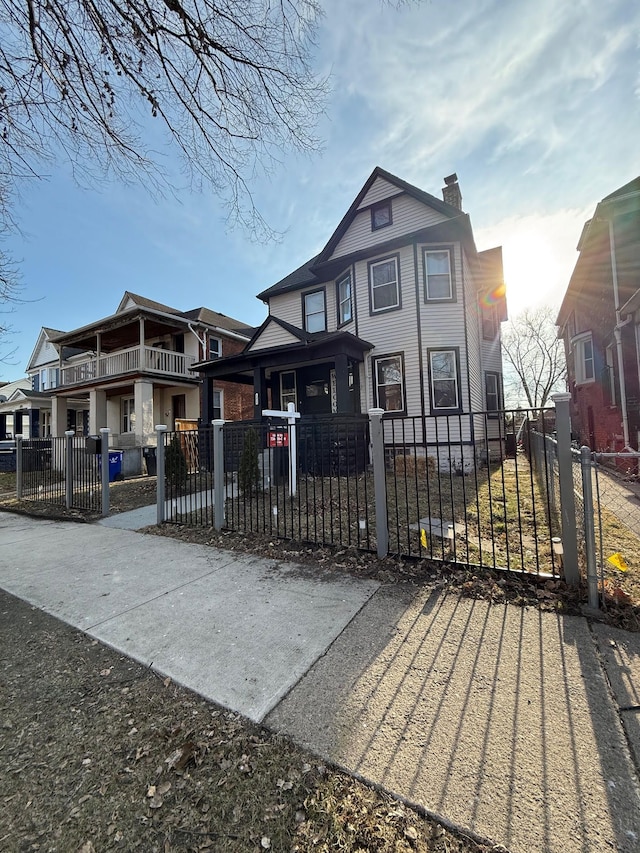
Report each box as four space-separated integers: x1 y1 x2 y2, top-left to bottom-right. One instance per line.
557 177 640 451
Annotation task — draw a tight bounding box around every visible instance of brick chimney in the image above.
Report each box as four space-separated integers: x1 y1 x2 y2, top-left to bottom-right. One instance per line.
442 173 462 210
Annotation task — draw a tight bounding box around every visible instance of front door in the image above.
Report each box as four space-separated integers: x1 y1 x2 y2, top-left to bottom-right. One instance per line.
299 365 332 415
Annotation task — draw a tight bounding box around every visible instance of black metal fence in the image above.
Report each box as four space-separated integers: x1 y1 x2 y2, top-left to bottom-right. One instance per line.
164 410 562 576
380 411 561 574
18 436 102 513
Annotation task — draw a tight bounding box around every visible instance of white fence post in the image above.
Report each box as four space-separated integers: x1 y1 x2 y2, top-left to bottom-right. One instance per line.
369 408 388 559
100 428 110 517
552 393 579 586
155 425 167 524
213 420 225 530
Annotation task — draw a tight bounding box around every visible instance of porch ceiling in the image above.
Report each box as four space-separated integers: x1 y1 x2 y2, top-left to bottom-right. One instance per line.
51 310 188 353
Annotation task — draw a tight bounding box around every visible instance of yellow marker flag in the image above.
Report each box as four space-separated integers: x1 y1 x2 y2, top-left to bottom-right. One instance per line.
420 529 428 549
607 552 629 572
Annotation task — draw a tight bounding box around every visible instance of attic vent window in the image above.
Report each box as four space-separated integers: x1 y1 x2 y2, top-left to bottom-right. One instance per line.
371 200 392 231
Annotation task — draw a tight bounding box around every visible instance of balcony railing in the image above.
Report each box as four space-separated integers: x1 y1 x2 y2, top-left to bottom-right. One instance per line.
60 345 197 387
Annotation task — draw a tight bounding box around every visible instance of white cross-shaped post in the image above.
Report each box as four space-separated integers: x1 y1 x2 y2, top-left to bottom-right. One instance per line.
261 401 301 496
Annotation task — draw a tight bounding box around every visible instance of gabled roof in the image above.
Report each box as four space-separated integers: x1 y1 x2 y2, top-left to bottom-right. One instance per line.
116 291 182 316
183 306 253 336
256 167 474 302
314 166 464 266
26 327 65 372
245 315 315 351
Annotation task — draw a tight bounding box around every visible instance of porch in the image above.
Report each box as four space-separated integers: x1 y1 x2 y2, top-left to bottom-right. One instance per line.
60 345 197 388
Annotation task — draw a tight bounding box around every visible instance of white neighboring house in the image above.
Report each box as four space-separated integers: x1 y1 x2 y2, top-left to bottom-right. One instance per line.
196 167 507 465
21 293 254 474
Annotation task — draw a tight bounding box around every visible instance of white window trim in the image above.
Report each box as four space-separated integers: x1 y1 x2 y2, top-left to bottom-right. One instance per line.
212 388 223 420
122 397 136 433
369 256 400 313
572 332 595 385
209 336 222 359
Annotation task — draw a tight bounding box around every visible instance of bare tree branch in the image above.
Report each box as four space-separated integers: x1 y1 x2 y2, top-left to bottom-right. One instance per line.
502 305 567 409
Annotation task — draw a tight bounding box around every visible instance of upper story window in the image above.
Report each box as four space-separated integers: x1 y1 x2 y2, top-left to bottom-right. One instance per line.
369 255 400 314
428 348 461 412
482 305 498 340
212 389 223 420
39 367 59 390
424 249 454 301
209 336 222 359
573 333 595 384
373 353 405 414
303 289 326 333
371 200 392 231
336 272 352 326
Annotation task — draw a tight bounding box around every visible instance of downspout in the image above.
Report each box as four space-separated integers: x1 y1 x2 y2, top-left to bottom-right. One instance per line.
609 218 632 450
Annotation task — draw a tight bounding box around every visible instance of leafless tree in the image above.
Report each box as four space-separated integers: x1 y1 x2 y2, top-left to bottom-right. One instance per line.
501 305 566 409
0 0 327 237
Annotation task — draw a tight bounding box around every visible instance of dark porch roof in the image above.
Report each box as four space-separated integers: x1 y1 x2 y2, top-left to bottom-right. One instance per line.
194 329 374 384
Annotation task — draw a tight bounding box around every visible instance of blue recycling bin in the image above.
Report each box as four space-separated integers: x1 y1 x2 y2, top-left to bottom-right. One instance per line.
98 450 124 482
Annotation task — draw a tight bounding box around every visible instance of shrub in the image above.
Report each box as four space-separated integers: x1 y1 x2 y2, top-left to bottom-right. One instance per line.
238 427 261 495
165 434 188 490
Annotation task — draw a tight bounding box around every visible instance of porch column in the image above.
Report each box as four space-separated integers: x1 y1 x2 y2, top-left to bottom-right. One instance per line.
335 354 351 413
134 379 154 445
90 389 108 433
51 396 68 437
139 316 146 371
0 413 7 439
253 368 267 419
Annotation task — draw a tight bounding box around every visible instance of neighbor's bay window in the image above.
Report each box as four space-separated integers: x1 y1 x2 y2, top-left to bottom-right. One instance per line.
429 349 461 412
373 353 405 413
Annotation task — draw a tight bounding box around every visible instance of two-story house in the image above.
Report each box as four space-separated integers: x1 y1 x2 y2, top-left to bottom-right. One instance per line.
556 177 640 452
29 292 254 472
196 167 506 466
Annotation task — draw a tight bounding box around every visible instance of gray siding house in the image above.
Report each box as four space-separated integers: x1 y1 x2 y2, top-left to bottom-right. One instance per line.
197 167 507 463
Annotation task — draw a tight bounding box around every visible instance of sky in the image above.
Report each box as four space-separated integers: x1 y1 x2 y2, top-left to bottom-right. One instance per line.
1 0 639 381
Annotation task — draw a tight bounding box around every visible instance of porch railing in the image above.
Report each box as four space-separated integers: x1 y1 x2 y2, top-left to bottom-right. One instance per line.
60 346 197 386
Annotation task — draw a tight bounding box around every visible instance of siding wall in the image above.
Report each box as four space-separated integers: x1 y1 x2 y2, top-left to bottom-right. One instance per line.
250 322 300 351
331 195 448 260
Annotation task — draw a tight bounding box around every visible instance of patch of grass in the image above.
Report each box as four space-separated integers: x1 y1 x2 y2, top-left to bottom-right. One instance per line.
0 471 16 493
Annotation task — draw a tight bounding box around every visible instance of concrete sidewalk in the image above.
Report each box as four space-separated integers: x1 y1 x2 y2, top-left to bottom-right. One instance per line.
1 510 640 852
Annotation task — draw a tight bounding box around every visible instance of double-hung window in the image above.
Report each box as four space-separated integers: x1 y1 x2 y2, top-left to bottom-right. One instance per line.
573 333 595 384
424 249 453 301
429 349 460 412
485 372 502 414
303 289 326 332
369 256 400 313
212 389 223 420
373 354 405 413
122 397 136 433
336 272 352 326
482 306 498 340
209 337 222 359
